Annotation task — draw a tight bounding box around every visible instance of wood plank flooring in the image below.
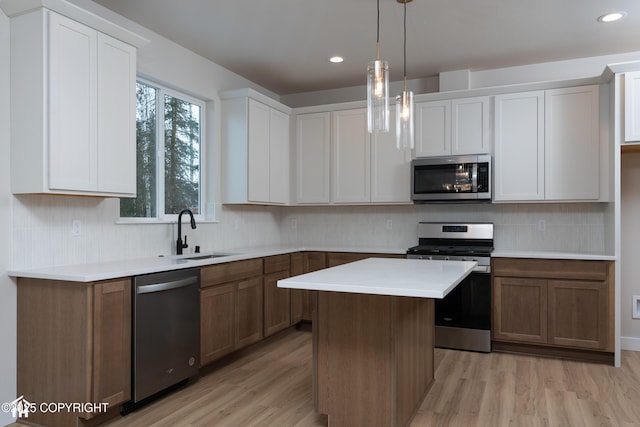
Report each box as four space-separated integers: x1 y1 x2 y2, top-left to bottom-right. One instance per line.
96 328 640 427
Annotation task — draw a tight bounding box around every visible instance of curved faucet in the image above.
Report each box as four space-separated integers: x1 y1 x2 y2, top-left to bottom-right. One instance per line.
176 208 197 255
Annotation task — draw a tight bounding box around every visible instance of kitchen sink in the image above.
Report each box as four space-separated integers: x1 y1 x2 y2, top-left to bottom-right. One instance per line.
184 253 235 260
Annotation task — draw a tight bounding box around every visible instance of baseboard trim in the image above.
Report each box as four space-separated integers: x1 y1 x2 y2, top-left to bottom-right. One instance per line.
621 336 640 351
492 341 614 365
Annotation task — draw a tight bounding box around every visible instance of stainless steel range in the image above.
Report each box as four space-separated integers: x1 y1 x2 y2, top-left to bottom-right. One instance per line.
407 222 493 352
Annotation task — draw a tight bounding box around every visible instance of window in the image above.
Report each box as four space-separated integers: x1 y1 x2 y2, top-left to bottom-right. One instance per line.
120 80 204 219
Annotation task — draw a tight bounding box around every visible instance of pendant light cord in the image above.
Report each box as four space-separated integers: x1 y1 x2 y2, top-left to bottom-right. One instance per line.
376 0 381 59
403 1 407 91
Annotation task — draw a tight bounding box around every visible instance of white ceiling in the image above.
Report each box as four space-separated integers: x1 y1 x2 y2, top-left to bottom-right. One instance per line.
91 0 640 95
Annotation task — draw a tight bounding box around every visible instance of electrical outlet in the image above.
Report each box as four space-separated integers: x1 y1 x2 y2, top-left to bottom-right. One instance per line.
537 219 546 232
72 219 82 236
633 295 640 319
386 219 393 230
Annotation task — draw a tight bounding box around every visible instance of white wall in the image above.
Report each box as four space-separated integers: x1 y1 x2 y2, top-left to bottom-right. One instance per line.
621 153 640 350
0 9 17 426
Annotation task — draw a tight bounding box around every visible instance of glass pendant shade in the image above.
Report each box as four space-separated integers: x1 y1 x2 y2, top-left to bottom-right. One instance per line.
367 59 390 133
396 90 414 149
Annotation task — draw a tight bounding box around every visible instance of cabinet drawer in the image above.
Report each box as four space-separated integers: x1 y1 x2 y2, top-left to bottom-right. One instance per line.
492 258 608 281
264 254 290 274
327 252 403 267
201 258 263 287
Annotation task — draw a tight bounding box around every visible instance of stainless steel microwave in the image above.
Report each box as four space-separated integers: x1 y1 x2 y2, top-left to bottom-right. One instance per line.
411 154 491 202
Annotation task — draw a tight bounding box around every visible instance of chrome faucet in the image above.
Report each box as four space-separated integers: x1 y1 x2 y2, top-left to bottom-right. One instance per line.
176 208 197 255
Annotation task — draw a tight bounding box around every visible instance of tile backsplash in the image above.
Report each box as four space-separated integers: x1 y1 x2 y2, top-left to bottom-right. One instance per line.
11 195 611 270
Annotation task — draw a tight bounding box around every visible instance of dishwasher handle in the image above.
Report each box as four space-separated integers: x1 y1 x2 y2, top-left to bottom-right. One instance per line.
136 276 198 294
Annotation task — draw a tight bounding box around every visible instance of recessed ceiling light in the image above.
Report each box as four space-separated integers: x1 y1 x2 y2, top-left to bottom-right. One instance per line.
329 56 344 63
597 11 627 23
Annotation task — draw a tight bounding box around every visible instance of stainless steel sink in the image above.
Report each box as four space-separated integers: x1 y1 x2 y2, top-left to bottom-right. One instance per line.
184 253 234 260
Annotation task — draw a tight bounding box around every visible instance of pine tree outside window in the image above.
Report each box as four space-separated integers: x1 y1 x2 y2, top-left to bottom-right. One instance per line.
120 80 204 220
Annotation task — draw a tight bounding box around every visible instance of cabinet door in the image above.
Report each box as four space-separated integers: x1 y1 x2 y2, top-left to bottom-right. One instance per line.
92 279 131 410
236 277 263 349
548 280 609 350
49 12 98 192
451 96 490 155
248 99 271 203
296 112 331 203
414 100 450 157
200 284 236 365
544 85 600 200
290 252 304 324
332 109 370 203
264 270 291 337
371 109 411 203
494 91 544 201
97 33 136 195
493 277 547 344
302 252 326 321
269 108 290 204
625 71 640 142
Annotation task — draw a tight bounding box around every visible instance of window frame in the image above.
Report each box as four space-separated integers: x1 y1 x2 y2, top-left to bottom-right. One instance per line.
119 77 207 223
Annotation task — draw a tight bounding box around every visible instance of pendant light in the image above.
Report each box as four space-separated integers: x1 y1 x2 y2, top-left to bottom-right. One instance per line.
396 0 414 150
367 0 390 133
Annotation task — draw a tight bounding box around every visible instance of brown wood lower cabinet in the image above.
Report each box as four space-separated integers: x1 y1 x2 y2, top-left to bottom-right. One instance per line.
200 259 263 366
264 254 291 337
290 252 304 324
492 257 614 361
17 278 131 427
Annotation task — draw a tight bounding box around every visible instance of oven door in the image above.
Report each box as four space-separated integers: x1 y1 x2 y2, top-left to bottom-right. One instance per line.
434 271 491 352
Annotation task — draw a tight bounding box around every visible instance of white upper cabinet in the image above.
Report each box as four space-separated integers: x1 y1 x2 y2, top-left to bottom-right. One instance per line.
624 71 640 142
295 112 331 204
494 85 602 202
5 4 143 196
415 96 489 157
331 108 411 204
544 85 600 201
494 91 545 201
371 109 411 203
332 109 370 203
294 108 410 205
222 93 291 205
414 100 451 157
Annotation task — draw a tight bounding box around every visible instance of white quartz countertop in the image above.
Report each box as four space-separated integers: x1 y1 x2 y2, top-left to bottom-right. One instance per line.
491 250 616 261
7 246 408 282
7 243 615 283
277 257 477 299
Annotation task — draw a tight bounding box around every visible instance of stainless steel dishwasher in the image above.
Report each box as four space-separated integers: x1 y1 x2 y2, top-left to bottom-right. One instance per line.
127 267 200 411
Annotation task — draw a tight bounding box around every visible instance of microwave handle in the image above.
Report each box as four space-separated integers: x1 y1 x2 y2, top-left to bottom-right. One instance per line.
472 163 478 193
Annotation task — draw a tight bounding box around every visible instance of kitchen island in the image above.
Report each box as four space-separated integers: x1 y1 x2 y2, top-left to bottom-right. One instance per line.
278 257 476 427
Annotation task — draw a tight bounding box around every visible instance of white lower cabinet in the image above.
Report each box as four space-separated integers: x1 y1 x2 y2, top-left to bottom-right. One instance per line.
8 8 138 196
494 85 601 202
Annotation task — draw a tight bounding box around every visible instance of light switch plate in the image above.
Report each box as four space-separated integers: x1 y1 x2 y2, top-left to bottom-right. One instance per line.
633 295 640 319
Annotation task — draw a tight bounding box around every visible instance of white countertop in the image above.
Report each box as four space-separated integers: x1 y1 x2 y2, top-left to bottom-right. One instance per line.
7 246 408 282
491 250 616 261
277 257 477 299
7 244 614 283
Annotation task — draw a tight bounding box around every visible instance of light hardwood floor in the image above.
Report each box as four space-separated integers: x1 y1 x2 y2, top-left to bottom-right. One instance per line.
92 327 640 427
